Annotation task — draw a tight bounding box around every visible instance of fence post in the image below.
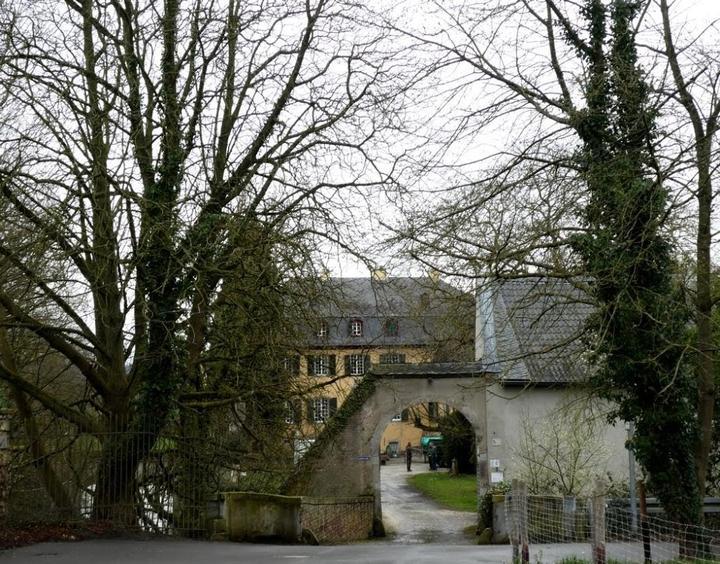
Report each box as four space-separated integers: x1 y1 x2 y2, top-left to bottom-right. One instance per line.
0 409 10 524
509 479 519 562
638 481 652 564
563 495 576 542
508 480 529 563
591 480 606 564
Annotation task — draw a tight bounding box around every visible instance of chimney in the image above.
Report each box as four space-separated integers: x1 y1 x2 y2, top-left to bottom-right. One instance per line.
475 282 497 364
371 267 387 282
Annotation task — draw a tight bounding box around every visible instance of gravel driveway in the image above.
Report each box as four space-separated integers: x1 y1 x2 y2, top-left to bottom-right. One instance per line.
379 459 477 544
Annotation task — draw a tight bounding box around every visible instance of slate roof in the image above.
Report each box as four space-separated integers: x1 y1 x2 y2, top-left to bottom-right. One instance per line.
371 361 496 378
483 278 593 385
303 276 473 351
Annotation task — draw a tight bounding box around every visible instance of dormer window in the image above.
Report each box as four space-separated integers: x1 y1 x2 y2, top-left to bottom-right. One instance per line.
350 319 363 337
317 321 328 338
384 318 399 337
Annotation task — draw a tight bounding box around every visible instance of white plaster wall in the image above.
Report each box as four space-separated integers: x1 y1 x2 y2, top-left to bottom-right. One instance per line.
485 383 628 490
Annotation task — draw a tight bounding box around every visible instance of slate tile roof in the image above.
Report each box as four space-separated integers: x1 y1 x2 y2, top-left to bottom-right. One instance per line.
486 277 593 384
304 276 473 350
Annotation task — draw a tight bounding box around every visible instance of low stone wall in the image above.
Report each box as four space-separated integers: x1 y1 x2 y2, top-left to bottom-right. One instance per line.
224 491 373 544
300 496 373 543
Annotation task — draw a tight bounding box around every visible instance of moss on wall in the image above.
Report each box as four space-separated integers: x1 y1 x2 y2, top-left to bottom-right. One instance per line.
282 374 378 495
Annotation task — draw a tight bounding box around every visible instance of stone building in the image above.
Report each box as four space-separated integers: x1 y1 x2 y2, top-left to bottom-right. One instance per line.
288 272 474 457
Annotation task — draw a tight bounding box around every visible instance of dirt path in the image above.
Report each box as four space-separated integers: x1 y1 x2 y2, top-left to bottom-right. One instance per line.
379 459 477 544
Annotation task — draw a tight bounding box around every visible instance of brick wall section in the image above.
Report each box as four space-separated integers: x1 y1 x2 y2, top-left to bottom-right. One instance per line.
299 496 373 543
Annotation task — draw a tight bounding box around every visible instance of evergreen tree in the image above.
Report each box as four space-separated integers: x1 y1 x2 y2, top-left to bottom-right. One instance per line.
571 0 699 525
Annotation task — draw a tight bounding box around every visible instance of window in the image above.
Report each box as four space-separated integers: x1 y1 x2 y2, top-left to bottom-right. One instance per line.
391 414 402 422
282 356 300 376
349 354 365 376
307 355 335 376
350 319 363 337
313 356 330 376
428 402 439 421
309 397 337 423
345 354 369 376
379 352 406 364
316 321 328 338
285 401 300 424
384 318 399 337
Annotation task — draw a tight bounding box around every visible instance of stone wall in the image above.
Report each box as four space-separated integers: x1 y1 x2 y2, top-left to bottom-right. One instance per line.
224 491 373 544
283 373 490 531
300 496 373 543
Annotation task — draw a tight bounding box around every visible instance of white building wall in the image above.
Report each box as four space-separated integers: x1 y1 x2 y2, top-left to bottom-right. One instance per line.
485 383 628 491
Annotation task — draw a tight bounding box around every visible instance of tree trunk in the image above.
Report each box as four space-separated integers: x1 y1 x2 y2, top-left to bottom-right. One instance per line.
694 138 715 498
92 413 139 526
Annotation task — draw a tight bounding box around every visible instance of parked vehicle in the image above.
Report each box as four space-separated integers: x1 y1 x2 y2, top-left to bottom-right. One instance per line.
420 435 443 462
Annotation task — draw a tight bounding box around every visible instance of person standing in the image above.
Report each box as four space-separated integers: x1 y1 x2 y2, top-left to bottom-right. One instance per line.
405 442 413 472
428 443 438 471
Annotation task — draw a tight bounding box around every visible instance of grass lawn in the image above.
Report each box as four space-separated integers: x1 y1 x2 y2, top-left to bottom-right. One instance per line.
407 471 477 512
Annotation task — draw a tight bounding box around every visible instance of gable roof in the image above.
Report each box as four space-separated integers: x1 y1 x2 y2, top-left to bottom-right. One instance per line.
482 278 593 385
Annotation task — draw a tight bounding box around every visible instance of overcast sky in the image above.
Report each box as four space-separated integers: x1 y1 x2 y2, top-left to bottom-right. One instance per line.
327 0 720 280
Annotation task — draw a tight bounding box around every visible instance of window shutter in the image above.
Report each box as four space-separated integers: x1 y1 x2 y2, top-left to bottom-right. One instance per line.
401 409 409 422
292 356 300 376
292 400 301 424
307 356 315 376
329 355 336 376
344 355 351 376
364 354 371 374
306 400 315 423
347 320 353 336
329 398 338 416
399 354 406 364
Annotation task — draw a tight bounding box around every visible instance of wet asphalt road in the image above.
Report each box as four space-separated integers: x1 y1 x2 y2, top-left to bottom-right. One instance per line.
379 458 477 544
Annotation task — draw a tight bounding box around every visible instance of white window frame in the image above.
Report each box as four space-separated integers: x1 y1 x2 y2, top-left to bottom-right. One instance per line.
381 352 404 365
317 321 328 338
391 414 402 422
349 354 365 376
350 319 363 337
312 355 330 376
312 398 331 423
285 401 296 424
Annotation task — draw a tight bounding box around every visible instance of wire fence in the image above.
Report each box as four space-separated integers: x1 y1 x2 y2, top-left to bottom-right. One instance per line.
0 408 296 537
505 479 720 563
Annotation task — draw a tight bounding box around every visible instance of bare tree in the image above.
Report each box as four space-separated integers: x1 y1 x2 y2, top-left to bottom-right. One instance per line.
382 0 720 500
0 0 397 523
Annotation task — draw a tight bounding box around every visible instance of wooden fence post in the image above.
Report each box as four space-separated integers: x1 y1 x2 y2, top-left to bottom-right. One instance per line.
563 495 576 542
591 480 606 564
518 481 529 563
508 480 529 563
638 481 652 564
509 479 519 562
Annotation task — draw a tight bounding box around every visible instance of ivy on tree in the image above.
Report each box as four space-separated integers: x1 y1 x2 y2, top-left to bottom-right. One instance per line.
570 0 699 524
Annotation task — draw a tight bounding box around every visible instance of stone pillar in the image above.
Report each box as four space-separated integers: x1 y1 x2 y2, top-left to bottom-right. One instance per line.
0 408 11 523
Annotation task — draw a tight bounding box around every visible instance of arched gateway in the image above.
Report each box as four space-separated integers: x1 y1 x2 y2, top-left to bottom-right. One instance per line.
283 361 496 532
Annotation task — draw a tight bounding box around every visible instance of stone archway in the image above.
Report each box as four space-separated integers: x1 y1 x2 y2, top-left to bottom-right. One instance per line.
283 361 494 534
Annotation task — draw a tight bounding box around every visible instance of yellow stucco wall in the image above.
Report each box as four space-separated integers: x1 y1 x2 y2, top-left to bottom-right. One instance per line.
292 347 448 453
